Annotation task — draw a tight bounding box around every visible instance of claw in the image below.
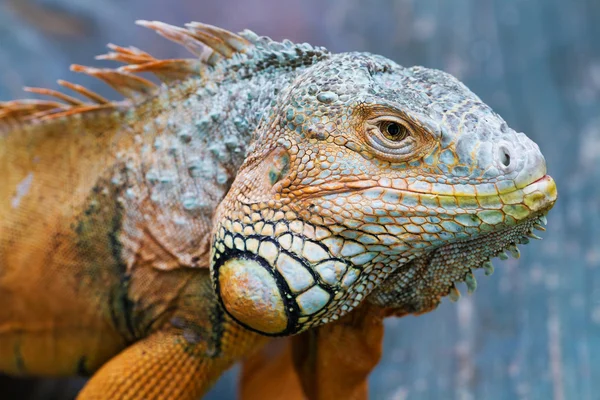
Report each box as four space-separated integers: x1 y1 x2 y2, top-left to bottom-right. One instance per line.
449 284 461 302
465 271 477 294
507 245 520 259
527 232 543 240
498 251 509 260
483 260 494 276
534 223 546 231
539 215 548 225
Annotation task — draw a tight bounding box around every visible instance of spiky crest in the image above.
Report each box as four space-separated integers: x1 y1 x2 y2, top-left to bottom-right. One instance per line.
0 20 328 130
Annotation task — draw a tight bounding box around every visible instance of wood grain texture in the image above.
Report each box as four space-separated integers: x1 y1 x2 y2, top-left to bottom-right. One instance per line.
0 0 597 399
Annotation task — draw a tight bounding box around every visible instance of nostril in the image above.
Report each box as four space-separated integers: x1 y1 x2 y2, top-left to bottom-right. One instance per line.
499 146 511 167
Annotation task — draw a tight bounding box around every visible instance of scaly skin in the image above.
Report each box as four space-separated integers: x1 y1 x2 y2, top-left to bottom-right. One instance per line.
210 48 557 335
0 20 556 398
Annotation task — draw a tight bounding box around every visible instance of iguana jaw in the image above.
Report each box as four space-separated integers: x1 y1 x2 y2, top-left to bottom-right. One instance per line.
368 175 557 315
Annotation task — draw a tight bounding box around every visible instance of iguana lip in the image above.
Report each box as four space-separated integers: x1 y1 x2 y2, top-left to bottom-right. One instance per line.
384 174 557 201
516 174 557 213
311 174 558 221
303 174 557 206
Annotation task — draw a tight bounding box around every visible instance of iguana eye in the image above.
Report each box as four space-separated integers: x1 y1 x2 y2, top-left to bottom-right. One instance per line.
379 121 409 142
363 116 421 161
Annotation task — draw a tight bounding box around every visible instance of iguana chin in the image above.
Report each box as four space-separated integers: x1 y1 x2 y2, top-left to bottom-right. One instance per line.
0 20 556 399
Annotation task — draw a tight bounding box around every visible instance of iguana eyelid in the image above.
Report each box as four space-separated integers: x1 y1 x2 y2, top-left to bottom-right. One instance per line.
362 115 429 162
370 115 414 140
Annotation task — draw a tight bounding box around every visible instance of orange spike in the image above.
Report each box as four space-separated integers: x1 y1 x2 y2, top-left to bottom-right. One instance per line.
71 65 157 99
0 100 66 123
120 59 203 83
58 80 109 104
184 28 234 58
38 105 113 121
23 87 84 106
185 22 253 53
107 43 153 58
135 20 215 62
96 44 157 65
25 108 72 121
0 99 64 113
3 21 260 128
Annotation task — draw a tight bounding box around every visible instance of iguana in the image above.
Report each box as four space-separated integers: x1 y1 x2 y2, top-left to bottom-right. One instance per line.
0 20 557 399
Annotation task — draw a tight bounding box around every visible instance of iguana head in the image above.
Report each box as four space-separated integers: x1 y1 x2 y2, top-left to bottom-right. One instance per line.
211 51 557 335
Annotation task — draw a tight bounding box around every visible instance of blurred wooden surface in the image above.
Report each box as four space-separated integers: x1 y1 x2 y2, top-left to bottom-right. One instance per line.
0 0 598 399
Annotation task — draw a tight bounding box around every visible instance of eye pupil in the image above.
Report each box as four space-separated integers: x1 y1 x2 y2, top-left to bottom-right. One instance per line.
381 121 408 141
387 123 400 136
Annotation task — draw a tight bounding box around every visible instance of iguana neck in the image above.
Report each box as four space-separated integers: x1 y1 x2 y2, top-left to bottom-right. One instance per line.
133 70 296 181
113 67 302 270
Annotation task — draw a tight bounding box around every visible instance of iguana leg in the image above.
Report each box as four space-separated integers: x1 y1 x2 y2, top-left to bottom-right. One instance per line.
290 303 384 400
240 338 305 400
240 303 385 400
79 323 267 400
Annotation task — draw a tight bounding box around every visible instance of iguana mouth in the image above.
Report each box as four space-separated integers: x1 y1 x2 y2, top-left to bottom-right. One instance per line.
297 173 553 203
357 174 557 211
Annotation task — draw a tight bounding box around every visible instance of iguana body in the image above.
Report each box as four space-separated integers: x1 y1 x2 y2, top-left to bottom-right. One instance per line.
0 21 556 399
0 60 267 398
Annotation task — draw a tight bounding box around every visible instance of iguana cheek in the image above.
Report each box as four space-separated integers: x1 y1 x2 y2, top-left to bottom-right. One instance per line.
217 257 289 335
211 230 340 336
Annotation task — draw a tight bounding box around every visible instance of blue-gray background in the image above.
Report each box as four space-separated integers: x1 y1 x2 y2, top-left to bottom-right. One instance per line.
0 0 598 399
